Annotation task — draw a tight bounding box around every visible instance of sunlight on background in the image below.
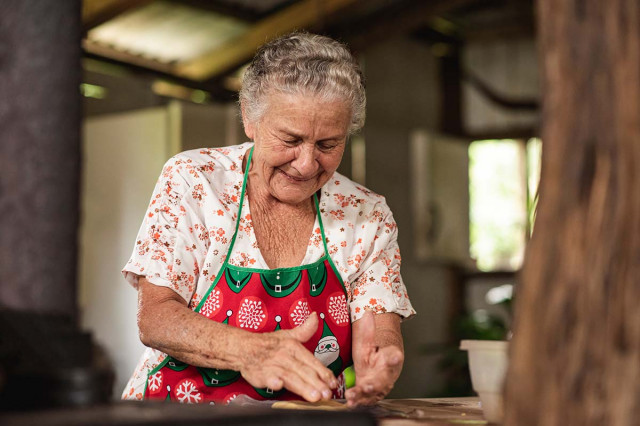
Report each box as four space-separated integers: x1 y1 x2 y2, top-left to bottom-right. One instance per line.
469 139 541 271
527 138 542 234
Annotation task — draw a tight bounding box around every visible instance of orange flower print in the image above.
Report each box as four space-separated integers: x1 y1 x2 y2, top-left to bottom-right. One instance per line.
330 210 345 220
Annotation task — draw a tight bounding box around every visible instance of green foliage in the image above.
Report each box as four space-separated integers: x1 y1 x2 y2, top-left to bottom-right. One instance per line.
424 305 511 398
468 138 542 270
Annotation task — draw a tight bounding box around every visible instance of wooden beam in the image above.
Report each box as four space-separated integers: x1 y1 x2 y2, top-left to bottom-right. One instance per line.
440 43 464 134
170 0 268 22
463 21 535 42
174 0 358 81
82 39 175 75
334 0 478 52
465 126 538 142
82 52 236 102
464 70 540 111
82 0 153 33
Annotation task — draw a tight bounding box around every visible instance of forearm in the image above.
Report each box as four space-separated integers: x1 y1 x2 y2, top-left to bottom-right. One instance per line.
347 311 404 406
373 313 404 352
137 278 254 370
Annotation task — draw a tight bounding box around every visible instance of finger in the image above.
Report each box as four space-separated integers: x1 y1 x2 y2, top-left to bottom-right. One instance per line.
352 310 377 364
294 362 334 400
355 368 395 397
369 346 404 380
377 345 404 366
346 383 386 407
266 374 284 391
241 364 284 390
281 369 327 402
285 311 318 343
346 386 379 407
345 387 359 407
282 340 338 389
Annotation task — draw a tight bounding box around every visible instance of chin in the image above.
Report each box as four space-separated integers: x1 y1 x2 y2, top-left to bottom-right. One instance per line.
272 177 320 204
275 191 313 205
271 182 317 203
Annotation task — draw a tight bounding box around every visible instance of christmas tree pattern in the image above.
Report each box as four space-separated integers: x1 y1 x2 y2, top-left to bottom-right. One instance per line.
254 315 287 398
314 313 342 376
198 309 240 386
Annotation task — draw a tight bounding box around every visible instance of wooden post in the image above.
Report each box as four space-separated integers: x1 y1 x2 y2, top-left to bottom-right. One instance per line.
505 0 640 425
0 0 82 318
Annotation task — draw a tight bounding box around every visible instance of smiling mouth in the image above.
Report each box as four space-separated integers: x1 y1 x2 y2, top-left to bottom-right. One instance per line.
279 169 316 182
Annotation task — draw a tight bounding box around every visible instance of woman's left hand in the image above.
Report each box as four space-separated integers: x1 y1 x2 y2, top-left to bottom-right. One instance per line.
346 310 404 407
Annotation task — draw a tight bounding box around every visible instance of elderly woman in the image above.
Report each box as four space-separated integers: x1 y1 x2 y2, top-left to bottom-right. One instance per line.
122 32 414 406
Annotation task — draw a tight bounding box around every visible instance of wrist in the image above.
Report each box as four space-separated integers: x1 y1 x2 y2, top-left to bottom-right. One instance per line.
230 328 268 372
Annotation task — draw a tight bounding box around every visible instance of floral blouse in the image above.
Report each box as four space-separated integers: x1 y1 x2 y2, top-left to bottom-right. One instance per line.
121 142 415 400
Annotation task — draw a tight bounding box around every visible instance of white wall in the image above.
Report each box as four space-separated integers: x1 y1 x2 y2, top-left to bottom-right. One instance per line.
79 107 177 398
363 36 457 397
180 101 244 151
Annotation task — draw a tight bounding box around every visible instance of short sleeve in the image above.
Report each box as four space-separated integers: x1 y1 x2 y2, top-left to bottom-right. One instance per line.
348 203 415 322
122 156 208 304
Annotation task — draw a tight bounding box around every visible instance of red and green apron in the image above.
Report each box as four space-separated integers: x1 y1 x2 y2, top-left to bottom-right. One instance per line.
144 148 352 404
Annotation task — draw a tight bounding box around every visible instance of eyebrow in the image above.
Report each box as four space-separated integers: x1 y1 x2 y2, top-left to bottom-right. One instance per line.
277 127 346 142
277 127 304 139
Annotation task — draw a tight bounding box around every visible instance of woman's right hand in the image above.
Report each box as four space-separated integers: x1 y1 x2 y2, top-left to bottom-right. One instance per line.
238 312 338 402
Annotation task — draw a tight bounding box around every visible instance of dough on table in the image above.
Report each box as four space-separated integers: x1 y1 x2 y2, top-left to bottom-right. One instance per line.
272 400 349 411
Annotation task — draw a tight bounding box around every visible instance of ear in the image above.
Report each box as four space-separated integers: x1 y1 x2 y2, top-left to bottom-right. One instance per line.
240 104 256 140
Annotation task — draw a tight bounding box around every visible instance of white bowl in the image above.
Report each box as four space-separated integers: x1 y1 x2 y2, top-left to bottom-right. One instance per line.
460 340 509 423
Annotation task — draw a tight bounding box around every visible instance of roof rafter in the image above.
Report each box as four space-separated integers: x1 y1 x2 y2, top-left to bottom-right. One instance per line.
332 0 480 51
82 0 154 33
174 0 358 81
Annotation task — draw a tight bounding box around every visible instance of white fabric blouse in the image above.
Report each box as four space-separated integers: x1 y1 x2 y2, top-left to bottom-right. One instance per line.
121 142 415 400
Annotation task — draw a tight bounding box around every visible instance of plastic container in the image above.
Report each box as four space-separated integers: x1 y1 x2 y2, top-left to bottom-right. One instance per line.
460 340 509 423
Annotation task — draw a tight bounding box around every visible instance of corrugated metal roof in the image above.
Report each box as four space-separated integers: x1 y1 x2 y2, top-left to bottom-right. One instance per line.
87 0 249 65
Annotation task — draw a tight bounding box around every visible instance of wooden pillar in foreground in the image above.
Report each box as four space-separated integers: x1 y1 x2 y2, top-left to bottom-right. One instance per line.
0 0 82 318
505 0 640 425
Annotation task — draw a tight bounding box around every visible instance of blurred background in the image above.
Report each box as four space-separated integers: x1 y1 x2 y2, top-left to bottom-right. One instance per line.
50 0 541 400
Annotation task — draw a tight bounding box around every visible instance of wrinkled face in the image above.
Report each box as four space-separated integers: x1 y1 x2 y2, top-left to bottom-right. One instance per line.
243 92 351 205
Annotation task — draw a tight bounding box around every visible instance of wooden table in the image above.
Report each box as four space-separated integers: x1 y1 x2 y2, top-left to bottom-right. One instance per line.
0 397 488 426
376 397 488 425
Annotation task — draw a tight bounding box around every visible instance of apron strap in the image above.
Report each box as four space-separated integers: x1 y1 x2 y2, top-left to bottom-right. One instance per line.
227 145 331 260
225 146 253 257
314 192 331 258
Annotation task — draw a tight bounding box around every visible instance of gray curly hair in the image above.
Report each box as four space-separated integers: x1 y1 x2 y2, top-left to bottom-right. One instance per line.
239 32 366 134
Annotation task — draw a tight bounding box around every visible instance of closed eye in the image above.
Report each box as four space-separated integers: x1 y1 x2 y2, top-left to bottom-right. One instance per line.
317 140 339 151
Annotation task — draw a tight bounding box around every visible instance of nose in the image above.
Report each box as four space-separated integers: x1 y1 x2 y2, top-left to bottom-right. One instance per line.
290 143 318 177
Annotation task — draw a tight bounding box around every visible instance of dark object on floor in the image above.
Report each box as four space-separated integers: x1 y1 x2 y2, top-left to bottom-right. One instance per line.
0 309 114 411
